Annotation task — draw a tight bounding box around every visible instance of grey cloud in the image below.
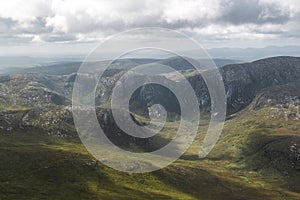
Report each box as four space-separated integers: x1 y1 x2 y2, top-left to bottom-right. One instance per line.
221 0 291 25
0 16 51 35
0 34 33 45
0 18 17 33
40 33 77 43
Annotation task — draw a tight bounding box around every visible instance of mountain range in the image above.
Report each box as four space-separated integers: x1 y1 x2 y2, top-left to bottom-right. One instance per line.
0 56 299 199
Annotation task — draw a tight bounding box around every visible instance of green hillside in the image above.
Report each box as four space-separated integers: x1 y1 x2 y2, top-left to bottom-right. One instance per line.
0 83 299 199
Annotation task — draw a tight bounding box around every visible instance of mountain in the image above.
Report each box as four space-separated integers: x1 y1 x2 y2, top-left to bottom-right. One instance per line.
1 57 241 76
210 82 300 175
1 56 300 118
0 73 73 108
1 56 299 118
0 56 300 199
221 56 300 113
109 56 300 115
208 45 300 61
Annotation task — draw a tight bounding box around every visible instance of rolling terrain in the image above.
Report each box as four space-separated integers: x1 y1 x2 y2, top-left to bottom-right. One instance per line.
0 56 299 199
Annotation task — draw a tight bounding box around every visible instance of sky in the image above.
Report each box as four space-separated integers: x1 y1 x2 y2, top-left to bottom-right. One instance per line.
0 0 299 57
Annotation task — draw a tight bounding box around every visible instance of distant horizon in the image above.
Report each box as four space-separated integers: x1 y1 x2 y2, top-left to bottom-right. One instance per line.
1 53 300 75
1 45 300 70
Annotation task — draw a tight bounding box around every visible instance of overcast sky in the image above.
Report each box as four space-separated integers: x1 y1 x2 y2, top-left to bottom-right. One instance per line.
0 0 299 57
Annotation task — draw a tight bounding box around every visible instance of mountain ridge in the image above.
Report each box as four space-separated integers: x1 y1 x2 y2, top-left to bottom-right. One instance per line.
0 56 299 199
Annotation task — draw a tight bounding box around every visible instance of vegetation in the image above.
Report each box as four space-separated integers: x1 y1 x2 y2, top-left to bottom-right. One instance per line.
0 90 299 199
0 130 298 200
0 57 300 199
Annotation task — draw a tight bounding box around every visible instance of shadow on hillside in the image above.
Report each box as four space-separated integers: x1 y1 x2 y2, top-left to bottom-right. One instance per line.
242 132 300 192
0 133 179 200
151 163 277 200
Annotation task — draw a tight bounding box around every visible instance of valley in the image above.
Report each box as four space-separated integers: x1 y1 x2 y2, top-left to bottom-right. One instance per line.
0 56 299 199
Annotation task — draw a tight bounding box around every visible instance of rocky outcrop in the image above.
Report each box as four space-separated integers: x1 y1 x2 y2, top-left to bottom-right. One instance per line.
220 56 300 114
119 56 300 115
0 106 75 137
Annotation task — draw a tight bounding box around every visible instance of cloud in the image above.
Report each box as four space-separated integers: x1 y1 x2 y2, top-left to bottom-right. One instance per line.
0 0 299 44
220 0 291 25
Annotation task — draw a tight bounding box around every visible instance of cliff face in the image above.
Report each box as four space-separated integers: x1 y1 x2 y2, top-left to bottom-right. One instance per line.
220 56 300 114
127 56 300 115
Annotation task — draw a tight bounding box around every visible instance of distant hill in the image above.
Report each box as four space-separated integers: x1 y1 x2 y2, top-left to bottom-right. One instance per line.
208 45 300 61
3 57 241 76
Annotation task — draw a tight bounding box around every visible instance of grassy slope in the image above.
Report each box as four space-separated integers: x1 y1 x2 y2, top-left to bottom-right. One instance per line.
0 125 298 199
0 86 300 199
0 128 299 200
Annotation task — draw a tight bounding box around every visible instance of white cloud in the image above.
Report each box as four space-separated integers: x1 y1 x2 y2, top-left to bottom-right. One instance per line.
0 0 50 22
162 0 221 24
0 0 299 44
